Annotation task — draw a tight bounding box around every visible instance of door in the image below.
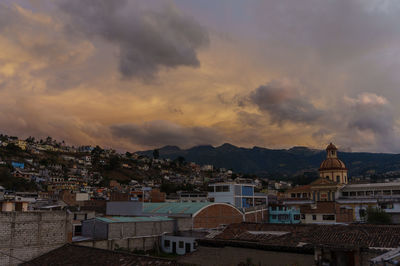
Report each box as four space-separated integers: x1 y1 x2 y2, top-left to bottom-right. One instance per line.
172 242 176 254
185 243 191 254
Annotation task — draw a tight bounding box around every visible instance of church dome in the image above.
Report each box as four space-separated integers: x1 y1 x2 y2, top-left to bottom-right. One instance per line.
326 143 337 151
319 158 347 171
319 142 347 171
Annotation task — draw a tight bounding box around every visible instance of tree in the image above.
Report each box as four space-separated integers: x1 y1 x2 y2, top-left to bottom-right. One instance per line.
366 207 392 224
25 136 35 143
153 149 160 160
107 155 121 170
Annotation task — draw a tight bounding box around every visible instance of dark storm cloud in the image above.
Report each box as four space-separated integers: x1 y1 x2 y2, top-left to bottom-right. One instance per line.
249 83 323 124
253 0 400 64
58 0 209 79
343 93 397 149
110 120 222 148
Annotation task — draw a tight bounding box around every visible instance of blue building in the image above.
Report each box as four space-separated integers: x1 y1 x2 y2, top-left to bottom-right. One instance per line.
269 205 301 224
11 162 24 169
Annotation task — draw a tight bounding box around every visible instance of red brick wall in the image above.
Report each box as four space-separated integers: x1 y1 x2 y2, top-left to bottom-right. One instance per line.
193 204 243 228
335 205 354 223
149 189 166 202
244 209 268 223
59 190 76 206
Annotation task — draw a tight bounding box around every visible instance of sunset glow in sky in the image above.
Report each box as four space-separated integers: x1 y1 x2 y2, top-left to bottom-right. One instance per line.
2 0 400 152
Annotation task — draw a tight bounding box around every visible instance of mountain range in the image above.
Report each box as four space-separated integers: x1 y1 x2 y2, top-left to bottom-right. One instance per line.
136 143 400 178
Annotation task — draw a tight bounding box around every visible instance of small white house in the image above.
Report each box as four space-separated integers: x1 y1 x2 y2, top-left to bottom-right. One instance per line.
161 231 207 255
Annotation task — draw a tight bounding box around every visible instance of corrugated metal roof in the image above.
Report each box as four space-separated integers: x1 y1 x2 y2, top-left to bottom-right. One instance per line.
95 216 173 223
143 202 212 215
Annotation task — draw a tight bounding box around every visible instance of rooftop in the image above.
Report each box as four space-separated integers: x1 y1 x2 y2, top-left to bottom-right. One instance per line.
143 202 212 215
21 244 177 266
205 223 400 250
343 182 400 189
95 216 173 223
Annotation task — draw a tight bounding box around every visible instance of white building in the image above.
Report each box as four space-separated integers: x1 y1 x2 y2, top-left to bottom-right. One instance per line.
208 182 267 209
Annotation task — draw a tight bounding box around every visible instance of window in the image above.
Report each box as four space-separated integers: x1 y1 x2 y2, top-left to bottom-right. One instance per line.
301 214 305 219
297 193 301 198
216 186 230 192
291 193 296 198
294 214 300 220
350 191 356 196
383 190 391 195
336 176 340 182
357 191 365 196
366 191 374 196
322 215 335 220
164 240 170 248
179 241 184 249
342 192 348 197
74 214 77 220
312 215 316 220
381 204 393 209
302 193 307 198
278 214 289 221
393 190 400 195
326 176 329 179
272 215 277 219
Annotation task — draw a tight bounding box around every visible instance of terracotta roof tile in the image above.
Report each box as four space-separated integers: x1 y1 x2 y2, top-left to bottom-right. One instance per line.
212 223 400 249
21 244 178 266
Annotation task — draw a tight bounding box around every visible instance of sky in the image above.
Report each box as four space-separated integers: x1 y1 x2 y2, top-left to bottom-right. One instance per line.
1 0 400 153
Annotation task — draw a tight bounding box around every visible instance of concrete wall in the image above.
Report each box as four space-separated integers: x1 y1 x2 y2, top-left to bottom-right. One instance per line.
0 211 69 266
161 235 196 255
82 219 175 240
178 246 314 266
301 213 336 224
76 236 160 252
82 219 108 240
175 217 193 231
108 220 174 239
106 201 143 216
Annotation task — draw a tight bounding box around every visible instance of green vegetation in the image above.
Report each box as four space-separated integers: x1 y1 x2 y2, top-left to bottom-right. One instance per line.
366 206 392 224
0 167 37 192
160 182 195 194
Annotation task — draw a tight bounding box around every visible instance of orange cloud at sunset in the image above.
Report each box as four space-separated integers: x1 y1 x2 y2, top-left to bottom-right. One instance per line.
1 0 400 153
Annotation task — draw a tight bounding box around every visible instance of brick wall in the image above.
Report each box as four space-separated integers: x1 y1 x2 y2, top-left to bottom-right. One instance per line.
335 205 354 223
244 209 268 223
0 211 69 265
193 204 243 228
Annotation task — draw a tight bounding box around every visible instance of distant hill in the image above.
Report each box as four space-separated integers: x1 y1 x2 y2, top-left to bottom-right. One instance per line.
136 143 400 177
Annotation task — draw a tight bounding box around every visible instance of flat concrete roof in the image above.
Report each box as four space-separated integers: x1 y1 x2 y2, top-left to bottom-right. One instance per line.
95 216 173 223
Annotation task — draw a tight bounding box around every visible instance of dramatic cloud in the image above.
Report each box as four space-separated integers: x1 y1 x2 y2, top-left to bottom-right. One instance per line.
58 0 209 79
110 120 222 148
2 1 400 153
343 93 397 150
249 82 323 124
